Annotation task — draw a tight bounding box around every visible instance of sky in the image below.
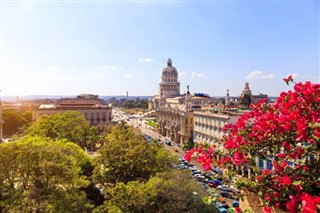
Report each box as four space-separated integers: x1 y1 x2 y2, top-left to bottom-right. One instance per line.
0 0 319 97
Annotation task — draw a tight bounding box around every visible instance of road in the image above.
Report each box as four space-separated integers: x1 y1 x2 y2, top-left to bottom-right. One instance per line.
112 108 207 172
126 116 208 173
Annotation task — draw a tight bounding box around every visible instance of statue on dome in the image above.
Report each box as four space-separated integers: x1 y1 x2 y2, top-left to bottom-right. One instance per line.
167 58 172 66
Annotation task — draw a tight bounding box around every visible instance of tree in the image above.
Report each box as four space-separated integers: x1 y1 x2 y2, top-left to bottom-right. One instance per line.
93 123 176 185
145 170 215 213
2 110 32 137
94 170 215 213
120 99 148 109
0 136 92 212
186 78 320 212
26 111 92 148
94 181 151 213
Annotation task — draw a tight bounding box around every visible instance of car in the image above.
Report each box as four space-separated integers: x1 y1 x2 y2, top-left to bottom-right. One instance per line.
208 181 217 188
197 176 207 183
232 201 239 208
217 185 241 195
192 170 201 175
175 164 188 169
219 208 228 213
213 179 223 186
190 167 199 172
193 173 204 178
165 140 172 146
220 191 234 199
227 208 235 213
212 167 223 174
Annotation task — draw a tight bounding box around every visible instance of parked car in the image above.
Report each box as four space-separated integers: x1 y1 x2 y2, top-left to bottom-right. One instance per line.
213 179 223 186
232 201 239 207
192 170 201 175
208 180 217 188
175 164 188 169
220 191 234 199
165 140 172 146
217 185 241 195
212 167 223 175
227 207 235 213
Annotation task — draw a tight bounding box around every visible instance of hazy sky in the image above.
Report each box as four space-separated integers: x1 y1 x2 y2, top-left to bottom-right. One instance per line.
0 0 319 97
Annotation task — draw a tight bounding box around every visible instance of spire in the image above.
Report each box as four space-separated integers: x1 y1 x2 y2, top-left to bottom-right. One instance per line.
225 89 230 106
185 85 192 112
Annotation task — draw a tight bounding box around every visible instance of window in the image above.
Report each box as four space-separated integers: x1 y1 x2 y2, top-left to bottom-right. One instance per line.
267 160 272 170
259 158 264 169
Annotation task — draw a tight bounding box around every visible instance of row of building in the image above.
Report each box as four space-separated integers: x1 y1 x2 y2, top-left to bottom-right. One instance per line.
33 94 113 129
148 58 267 148
31 58 266 149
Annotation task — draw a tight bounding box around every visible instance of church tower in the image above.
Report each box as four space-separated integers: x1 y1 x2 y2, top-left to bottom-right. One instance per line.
159 58 180 98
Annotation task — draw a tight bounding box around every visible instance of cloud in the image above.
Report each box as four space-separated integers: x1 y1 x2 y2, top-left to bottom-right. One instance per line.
246 70 274 79
191 72 206 78
48 65 59 69
179 72 188 77
92 74 105 78
262 74 274 79
98 65 122 70
124 73 134 78
139 57 155 63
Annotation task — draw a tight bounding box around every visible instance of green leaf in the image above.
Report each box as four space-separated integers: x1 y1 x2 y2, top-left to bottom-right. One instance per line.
292 180 302 186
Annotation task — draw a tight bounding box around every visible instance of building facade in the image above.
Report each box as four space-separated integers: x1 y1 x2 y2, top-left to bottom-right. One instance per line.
193 109 241 150
153 59 213 146
157 91 194 145
33 94 112 129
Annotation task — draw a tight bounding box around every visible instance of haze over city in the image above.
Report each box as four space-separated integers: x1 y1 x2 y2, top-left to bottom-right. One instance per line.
0 0 319 97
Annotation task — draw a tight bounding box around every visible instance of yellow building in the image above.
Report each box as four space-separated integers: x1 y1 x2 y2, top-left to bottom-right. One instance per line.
33 94 112 129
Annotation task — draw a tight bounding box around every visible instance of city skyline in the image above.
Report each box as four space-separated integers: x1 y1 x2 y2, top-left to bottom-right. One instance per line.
0 0 319 97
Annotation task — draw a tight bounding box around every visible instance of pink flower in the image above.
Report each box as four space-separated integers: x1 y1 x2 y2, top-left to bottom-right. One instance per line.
283 75 293 85
233 152 247 165
263 206 272 213
280 176 291 186
283 141 291 151
278 153 286 159
301 193 317 213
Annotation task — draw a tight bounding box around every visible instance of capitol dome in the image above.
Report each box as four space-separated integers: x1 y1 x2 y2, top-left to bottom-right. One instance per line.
159 58 180 97
161 58 178 78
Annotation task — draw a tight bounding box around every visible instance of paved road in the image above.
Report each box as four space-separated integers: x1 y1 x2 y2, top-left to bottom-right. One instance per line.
126 117 207 173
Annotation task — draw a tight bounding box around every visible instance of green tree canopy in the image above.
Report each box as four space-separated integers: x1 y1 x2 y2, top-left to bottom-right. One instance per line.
0 136 92 212
145 170 214 213
26 111 91 148
2 109 32 137
94 170 215 213
93 123 176 185
120 99 148 109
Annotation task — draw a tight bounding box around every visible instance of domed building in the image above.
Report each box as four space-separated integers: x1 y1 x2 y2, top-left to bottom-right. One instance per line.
148 58 181 110
159 58 180 98
148 58 211 146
